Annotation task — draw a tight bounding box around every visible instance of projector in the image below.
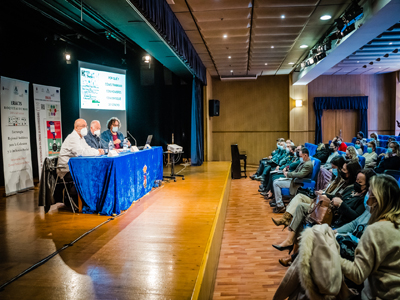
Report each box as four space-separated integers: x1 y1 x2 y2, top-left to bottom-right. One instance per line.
168 144 183 153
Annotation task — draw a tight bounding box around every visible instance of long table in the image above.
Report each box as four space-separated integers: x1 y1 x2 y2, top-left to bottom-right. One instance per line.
68 146 163 215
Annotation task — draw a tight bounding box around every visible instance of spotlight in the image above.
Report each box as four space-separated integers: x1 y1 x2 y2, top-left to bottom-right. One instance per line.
230 70 233 73
281 15 285 19
223 34 228 38
228 56 231 59
288 62 294 65
376 58 381 61
393 49 399 53
143 55 151 64
369 61 373 65
271 46 274 48
384 54 389 58
300 45 308 48
362 65 367 68
65 53 71 64
264 63 268 65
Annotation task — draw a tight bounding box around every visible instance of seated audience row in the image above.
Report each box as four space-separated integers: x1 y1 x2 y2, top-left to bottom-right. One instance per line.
251 135 400 298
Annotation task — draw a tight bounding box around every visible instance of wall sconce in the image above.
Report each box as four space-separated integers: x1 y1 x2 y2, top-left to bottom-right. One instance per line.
295 100 303 107
65 52 71 64
143 54 151 69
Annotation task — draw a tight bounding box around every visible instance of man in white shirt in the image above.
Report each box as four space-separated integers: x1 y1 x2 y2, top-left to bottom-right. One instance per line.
57 118 104 178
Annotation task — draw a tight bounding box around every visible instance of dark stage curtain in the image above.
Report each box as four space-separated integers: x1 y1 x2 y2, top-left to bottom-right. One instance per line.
191 77 204 166
129 0 207 85
314 96 368 144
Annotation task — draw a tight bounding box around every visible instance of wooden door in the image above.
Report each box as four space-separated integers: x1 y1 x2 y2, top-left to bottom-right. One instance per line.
321 110 358 143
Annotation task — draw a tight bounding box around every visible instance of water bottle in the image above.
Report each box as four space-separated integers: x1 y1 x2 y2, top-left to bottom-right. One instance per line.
123 138 128 151
108 140 114 152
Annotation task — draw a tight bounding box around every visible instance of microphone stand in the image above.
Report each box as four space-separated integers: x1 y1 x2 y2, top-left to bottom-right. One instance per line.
127 131 139 152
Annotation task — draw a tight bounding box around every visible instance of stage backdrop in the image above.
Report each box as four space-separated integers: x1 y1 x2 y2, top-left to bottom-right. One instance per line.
1 76 34 195
33 84 63 178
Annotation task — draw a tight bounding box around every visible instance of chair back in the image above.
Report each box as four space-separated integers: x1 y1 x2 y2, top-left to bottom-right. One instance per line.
231 144 241 179
380 140 388 148
338 151 346 157
395 136 400 142
384 170 400 186
363 145 367 154
376 147 387 156
351 137 357 144
358 155 365 168
305 143 318 157
310 157 321 182
345 142 354 147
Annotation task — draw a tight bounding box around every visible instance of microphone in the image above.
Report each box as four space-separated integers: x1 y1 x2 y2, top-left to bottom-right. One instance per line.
126 131 137 146
127 131 139 152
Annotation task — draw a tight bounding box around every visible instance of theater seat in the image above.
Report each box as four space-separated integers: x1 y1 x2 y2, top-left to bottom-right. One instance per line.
376 147 387 156
345 142 354 147
351 137 357 144
358 155 365 168
305 142 318 157
363 145 367 154
281 157 321 197
380 141 388 148
395 136 400 142
379 135 390 140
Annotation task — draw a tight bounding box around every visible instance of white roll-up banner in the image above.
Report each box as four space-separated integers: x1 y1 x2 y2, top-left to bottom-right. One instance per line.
33 84 62 179
1 76 34 195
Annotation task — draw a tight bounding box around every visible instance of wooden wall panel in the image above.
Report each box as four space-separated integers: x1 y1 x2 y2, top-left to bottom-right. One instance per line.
211 76 289 164
308 74 396 142
321 110 358 143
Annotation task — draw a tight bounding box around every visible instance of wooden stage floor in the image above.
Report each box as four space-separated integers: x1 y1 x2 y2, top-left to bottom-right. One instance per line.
0 162 231 300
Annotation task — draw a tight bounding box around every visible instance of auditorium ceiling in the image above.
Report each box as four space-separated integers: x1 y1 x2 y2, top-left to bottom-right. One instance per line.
168 0 353 77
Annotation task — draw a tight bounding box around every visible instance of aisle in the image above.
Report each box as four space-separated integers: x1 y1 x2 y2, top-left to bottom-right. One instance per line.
213 176 288 300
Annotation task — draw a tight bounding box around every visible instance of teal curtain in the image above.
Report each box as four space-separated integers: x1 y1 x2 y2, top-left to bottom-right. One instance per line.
191 78 204 166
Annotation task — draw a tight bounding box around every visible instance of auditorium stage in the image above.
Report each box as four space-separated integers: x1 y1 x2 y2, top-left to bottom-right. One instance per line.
0 162 231 300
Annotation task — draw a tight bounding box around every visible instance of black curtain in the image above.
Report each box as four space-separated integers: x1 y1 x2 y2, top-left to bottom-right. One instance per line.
314 96 368 144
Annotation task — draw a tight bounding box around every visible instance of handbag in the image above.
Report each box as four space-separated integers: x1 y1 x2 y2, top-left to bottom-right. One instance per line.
307 195 335 226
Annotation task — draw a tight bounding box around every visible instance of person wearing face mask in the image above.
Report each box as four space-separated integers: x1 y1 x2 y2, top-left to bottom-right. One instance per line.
356 131 367 146
251 139 286 180
369 132 380 147
374 141 400 173
341 174 400 300
333 136 348 152
362 141 377 168
84 120 107 150
344 146 359 163
354 139 363 155
100 117 130 150
57 118 104 178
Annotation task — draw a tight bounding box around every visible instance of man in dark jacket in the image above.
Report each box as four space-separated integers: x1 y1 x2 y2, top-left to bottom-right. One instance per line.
84 120 107 149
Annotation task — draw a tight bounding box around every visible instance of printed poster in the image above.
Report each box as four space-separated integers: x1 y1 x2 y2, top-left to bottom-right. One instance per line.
1 76 34 195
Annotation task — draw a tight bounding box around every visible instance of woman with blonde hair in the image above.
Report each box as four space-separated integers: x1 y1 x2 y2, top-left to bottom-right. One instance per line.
341 174 400 299
375 141 400 173
345 146 359 163
369 132 380 147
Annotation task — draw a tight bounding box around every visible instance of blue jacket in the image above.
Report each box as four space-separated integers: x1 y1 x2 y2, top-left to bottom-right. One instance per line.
84 130 107 149
100 130 124 148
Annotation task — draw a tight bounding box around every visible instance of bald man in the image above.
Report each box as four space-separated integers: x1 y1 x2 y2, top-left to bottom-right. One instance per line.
84 120 107 150
57 118 104 178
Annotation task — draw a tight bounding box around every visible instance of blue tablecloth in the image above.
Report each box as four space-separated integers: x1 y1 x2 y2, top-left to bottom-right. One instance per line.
68 147 163 215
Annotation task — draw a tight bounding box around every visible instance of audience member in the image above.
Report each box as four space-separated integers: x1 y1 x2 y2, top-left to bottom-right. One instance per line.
333 136 348 152
354 139 363 155
370 132 380 147
375 141 400 173
363 141 377 168
356 131 367 146
315 141 340 190
345 146 359 163
341 174 400 299
312 143 330 163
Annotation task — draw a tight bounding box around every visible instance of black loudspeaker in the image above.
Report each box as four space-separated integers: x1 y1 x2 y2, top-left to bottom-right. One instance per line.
209 99 220 117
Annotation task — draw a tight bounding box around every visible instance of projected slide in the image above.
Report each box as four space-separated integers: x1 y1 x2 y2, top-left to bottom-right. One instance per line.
80 67 126 110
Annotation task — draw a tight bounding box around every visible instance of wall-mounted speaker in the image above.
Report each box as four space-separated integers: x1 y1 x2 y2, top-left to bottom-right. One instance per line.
209 99 220 117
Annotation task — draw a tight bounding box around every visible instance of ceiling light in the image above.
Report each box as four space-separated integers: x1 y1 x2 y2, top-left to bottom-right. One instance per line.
320 15 332 20
271 46 274 48
288 62 294 65
228 56 231 59
357 61 359 63
300 45 308 48
230 70 233 73
223 34 228 38
264 63 268 65
389 42 393 45
65 53 71 64
281 15 285 19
